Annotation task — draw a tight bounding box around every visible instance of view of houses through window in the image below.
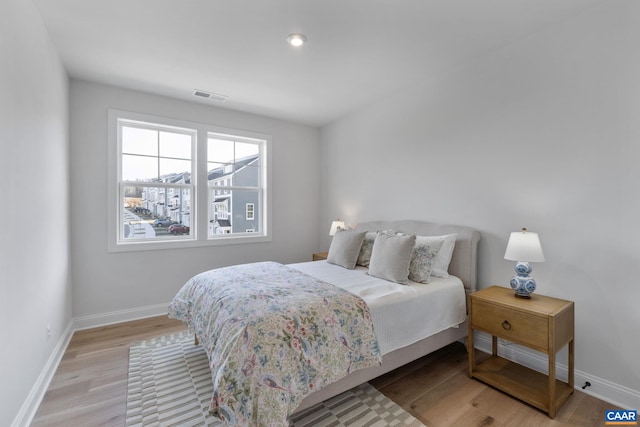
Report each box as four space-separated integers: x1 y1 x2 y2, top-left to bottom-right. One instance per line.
114 113 267 248
207 134 261 236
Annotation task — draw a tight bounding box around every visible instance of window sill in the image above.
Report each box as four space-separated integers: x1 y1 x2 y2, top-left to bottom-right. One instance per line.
108 234 272 253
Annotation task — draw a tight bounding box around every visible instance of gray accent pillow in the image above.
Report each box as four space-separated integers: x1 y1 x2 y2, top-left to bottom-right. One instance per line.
368 232 416 284
327 229 367 269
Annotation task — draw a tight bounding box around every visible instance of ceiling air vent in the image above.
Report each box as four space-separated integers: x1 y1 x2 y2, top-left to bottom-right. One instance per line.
193 90 228 102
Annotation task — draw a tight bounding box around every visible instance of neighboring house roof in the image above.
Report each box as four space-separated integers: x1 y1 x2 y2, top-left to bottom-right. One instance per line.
208 155 258 181
169 172 190 184
215 219 231 227
146 155 257 184
151 171 191 184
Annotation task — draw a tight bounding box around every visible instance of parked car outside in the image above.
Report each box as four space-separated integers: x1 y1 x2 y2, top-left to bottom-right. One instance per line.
153 218 177 227
169 224 190 235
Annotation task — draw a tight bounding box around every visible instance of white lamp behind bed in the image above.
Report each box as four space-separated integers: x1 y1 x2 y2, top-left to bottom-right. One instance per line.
329 219 346 236
504 227 545 298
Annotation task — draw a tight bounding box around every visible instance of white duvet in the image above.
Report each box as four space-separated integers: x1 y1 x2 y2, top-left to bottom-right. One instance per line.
289 260 467 355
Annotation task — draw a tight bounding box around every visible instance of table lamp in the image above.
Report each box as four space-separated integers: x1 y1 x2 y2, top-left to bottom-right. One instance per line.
329 219 345 236
504 228 545 298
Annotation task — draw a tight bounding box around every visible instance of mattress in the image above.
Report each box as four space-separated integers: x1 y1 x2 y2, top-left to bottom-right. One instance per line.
289 260 467 355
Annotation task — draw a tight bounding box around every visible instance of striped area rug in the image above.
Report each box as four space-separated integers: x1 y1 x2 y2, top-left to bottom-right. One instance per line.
126 331 425 426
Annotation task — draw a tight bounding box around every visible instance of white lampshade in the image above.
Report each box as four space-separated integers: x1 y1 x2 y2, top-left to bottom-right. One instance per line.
504 228 545 262
329 220 345 236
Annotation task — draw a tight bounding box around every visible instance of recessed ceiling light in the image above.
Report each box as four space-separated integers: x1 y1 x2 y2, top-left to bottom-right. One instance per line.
286 33 307 47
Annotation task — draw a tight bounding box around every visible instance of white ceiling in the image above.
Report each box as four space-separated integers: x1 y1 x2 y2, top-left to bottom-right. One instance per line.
33 0 600 127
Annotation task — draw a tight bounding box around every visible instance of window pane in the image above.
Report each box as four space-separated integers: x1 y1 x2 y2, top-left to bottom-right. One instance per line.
208 189 260 236
159 131 191 159
122 127 158 156
160 158 191 179
122 186 192 240
122 154 158 181
208 138 234 163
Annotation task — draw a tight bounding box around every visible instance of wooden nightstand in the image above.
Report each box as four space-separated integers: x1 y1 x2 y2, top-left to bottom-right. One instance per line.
312 252 328 261
468 286 574 418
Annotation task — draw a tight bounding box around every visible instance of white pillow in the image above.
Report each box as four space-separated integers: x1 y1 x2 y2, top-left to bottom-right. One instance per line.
368 232 416 284
417 234 457 278
327 229 367 269
409 237 445 283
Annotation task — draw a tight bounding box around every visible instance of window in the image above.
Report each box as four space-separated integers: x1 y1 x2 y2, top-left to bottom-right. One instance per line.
108 110 271 252
117 118 195 243
208 134 262 237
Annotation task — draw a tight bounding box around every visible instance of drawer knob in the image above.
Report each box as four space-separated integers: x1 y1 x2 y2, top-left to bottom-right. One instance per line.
502 320 512 330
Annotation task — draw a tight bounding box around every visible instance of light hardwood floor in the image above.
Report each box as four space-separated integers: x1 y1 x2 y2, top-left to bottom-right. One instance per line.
32 316 614 426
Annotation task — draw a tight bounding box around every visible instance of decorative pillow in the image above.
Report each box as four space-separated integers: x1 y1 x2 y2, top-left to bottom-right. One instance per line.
368 232 416 284
413 234 457 278
327 229 367 269
409 237 445 283
356 232 377 267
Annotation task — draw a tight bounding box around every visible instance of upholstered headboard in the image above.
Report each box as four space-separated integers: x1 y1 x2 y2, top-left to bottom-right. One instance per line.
355 220 481 294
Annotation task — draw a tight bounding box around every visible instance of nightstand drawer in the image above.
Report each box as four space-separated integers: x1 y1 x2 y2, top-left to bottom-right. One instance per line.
472 299 548 350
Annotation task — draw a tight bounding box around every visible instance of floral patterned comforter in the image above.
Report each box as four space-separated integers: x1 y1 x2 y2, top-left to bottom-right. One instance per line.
168 261 381 426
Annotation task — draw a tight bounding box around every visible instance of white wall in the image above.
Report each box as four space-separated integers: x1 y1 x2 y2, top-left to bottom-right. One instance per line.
0 0 71 425
69 81 321 320
320 1 640 406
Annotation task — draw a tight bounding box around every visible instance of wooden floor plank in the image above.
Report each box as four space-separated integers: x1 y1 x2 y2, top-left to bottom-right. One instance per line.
31 316 615 427
375 344 468 404
405 370 487 426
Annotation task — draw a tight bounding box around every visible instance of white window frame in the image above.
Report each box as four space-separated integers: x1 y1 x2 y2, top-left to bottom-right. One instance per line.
108 109 271 252
246 203 255 220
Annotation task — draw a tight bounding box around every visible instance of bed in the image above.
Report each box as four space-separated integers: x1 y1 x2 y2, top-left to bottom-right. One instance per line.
168 219 480 426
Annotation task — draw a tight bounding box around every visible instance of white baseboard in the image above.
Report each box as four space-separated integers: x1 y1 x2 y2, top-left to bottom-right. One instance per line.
73 303 170 330
474 332 640 410
11 319 75 427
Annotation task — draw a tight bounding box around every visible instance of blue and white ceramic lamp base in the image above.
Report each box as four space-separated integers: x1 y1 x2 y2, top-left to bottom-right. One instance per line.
510 261 536 298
